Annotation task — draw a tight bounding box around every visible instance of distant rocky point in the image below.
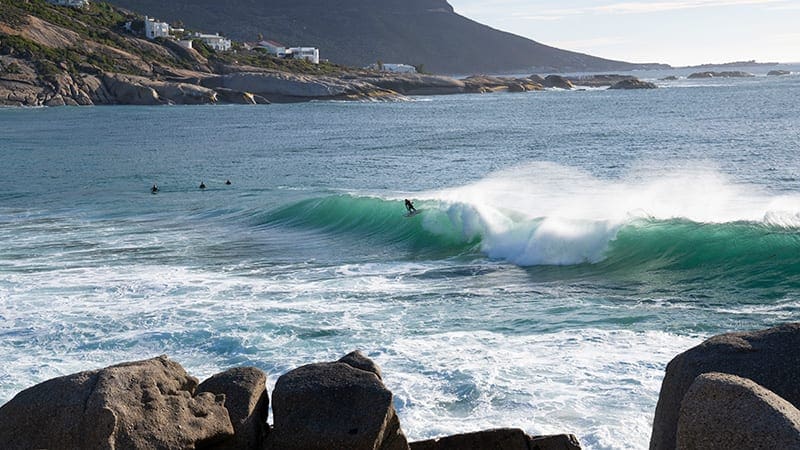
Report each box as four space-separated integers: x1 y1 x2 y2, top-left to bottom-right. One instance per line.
687 71 755 79
679 60 778 69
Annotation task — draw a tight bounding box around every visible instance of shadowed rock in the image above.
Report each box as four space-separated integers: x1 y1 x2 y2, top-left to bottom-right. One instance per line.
214 88 259 105
0 355 234 450
339 350 383 380
268 352 409 450
543 75 573 89
676 372 800 450
361 73 466 96
650 323 800 449
410 429 582 450
198 367 269 450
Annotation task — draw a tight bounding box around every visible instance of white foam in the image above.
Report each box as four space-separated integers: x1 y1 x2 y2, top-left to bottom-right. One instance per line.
382 329 703 449
413 162 800 265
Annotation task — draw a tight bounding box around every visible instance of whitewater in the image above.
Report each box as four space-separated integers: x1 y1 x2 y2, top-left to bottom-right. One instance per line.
2 68 800 449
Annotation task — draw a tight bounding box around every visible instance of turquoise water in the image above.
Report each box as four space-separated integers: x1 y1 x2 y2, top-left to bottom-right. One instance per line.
2 69 800 448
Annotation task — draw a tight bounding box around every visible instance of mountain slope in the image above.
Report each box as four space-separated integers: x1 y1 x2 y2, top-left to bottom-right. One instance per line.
106 0 665 74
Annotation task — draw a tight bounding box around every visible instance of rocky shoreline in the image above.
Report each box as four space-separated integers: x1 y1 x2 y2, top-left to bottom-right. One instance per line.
0 0 655 107
0 351 580 450
0 63 659 107
2 323 800 449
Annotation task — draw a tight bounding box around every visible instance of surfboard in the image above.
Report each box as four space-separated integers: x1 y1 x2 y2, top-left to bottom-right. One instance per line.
404 209 422 218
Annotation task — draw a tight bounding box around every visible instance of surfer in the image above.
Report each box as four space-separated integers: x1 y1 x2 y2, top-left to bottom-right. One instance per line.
225 179 231 185
151 183 159 194
199 181 206 190
404 199 416 213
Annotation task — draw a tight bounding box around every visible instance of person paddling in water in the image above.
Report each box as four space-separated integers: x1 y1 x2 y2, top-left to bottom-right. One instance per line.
404 199 416 213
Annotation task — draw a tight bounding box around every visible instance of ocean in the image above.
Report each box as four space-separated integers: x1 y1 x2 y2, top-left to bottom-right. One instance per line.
2 66 800 449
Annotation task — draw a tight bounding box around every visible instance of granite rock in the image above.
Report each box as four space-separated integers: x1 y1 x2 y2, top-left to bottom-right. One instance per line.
676 372 800 450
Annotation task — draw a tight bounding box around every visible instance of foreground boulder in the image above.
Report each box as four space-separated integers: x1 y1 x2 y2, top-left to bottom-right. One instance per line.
676 372 800 450
198 367 269 450
650 323 800 449
268 350 409 450
0 355 233 450
410 428 581 450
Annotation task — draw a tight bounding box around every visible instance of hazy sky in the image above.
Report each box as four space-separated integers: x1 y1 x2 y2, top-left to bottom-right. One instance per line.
448 0 800 66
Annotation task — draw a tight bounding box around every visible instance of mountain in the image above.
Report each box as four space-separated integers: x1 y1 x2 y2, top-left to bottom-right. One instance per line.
105 0 666 74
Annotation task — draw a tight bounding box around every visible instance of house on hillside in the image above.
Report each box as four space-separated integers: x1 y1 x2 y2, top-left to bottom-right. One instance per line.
288 47 319 64
256 40 286 58
47 0 89 7
193 33 232 52
368 63 417 73
144 16 170 39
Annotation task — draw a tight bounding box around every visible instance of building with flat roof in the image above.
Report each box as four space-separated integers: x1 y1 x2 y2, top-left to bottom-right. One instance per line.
288 47 319 64
144 16 170 40
193 33 232 52
47 0 89 7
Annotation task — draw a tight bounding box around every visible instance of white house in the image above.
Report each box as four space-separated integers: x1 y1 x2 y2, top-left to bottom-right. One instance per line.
193 33 232 52
177 40 193 50
47 0 89 7
368 63 417 73
288 47 319 64
144 16 170 39
256 40 286 58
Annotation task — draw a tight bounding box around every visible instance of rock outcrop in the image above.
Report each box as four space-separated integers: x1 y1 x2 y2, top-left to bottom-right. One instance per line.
608 79 657 89
461 75 542 93
768 70 791 76
359 73 466 96
197 367 269 450
200 71 401 102
0 355 233 450
410 428 581 450
650 323 800 450
566 74 636 87
268 352 409 450
676 372 800 450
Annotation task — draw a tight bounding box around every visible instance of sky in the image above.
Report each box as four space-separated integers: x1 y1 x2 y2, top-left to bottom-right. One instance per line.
448 0 800 67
